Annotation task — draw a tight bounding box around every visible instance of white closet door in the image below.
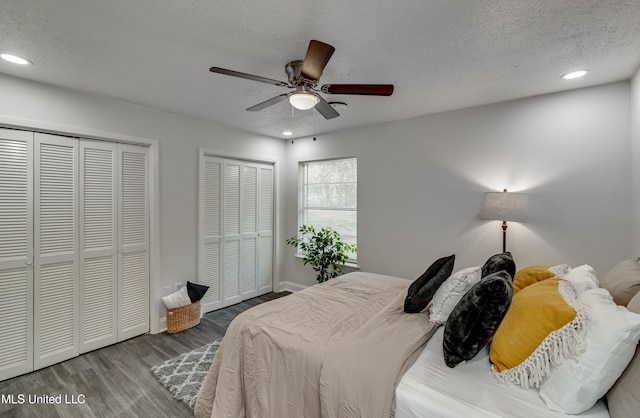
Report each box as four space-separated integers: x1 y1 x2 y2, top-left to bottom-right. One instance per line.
222 161 242 307
79 141 117 353
33 133 79 370
0 130 151 381
199 156 274 312
240 164 258 300
257 164 274 294
117 144 149 341
0 129 34 381
200 156 222 313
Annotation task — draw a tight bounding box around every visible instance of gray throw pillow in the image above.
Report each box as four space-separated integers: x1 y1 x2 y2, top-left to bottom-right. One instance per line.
600 259 640 306
481 252 516 280
607 291 640 418
442 270 513 367
404 255 455 313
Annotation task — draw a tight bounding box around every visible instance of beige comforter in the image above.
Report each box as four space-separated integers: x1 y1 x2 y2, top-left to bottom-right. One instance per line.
194 272 438 418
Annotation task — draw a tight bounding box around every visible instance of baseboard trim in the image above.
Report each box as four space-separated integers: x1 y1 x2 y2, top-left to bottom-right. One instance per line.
156 317 167 334
278 281 308 292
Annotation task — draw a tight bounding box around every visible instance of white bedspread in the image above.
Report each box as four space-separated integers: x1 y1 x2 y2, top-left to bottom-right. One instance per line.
395 327 610 418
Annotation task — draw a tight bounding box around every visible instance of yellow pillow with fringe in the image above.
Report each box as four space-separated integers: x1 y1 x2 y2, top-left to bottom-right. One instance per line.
513 265 554 293
489 278 586 388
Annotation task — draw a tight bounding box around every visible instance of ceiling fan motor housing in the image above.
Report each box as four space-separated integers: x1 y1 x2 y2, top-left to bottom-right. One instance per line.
285 60 302 84
285 60 316 88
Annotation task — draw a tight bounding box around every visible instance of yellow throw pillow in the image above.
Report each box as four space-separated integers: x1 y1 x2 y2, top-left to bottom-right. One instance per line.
490 278 586 388
513 265 554 294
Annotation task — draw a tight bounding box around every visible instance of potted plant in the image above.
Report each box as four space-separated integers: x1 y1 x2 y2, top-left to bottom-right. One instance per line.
286 225 357 283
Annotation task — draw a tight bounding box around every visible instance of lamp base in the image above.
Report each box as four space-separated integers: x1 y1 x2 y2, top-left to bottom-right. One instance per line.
502 221 508 253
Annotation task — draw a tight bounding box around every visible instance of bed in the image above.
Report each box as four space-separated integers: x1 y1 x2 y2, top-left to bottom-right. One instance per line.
194 258 640 418
195 272 438 418
395 327 609 418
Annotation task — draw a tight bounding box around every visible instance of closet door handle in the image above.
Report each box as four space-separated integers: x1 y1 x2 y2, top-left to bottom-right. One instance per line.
26 259 33 266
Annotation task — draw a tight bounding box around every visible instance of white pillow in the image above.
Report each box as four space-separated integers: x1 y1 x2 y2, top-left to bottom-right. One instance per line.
562 264 599 295
539 288 640 414
548 263 571 278
161 286 191 309
429 266 482 324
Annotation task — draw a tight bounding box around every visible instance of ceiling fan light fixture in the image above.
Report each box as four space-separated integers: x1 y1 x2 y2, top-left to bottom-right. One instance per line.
288 91 319 110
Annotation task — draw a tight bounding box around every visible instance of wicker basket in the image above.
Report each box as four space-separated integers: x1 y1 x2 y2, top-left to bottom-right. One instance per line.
166 300 201 334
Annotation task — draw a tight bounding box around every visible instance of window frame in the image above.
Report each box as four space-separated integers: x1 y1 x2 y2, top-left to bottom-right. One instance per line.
297 157 358 262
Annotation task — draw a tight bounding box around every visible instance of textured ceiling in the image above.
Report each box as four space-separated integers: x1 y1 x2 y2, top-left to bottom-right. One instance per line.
1 0 639 139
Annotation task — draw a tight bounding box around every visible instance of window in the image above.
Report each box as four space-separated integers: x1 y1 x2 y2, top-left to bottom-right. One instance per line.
299 157 357 260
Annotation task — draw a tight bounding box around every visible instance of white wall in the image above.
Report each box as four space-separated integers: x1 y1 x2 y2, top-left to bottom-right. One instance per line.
284 82 632 287
632 68 640 255
0 73 287 332
1 72 635 322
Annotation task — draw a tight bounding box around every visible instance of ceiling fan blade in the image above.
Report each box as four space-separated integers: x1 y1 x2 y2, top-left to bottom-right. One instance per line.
314 95 340 119
210 67 288 87
246 94 288 111
300 40 335 81
322 84 394 96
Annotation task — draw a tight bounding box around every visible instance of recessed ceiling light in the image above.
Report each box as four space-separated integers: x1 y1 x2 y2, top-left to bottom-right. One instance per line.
1 53 32 65
562 70 588 80
282 131 293 136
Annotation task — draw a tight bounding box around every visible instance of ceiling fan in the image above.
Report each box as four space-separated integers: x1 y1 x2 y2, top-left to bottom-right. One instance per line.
209 40 394 119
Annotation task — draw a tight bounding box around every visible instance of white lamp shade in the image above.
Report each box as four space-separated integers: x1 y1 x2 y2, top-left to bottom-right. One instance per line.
481 191 528 222
288 91 319 110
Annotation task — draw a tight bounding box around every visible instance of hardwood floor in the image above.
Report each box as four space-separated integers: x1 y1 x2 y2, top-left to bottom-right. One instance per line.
0 292 290 418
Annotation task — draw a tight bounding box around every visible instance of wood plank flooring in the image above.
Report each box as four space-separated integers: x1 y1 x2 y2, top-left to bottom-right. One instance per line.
0 291 290 418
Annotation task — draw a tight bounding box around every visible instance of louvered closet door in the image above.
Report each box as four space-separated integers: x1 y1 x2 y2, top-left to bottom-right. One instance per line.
0 129 34 381
222 161 242 307
257 165 274 294
199 156 274 311
117 144 149 341
79 141 117 353
33 133 79 370
200 156 222 313
240 164 259 300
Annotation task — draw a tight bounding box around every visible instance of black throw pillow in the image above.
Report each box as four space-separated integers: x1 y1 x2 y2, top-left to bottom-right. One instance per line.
442 270 513 367
481 252 516 280
404 254 455 313
187 281 209 303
